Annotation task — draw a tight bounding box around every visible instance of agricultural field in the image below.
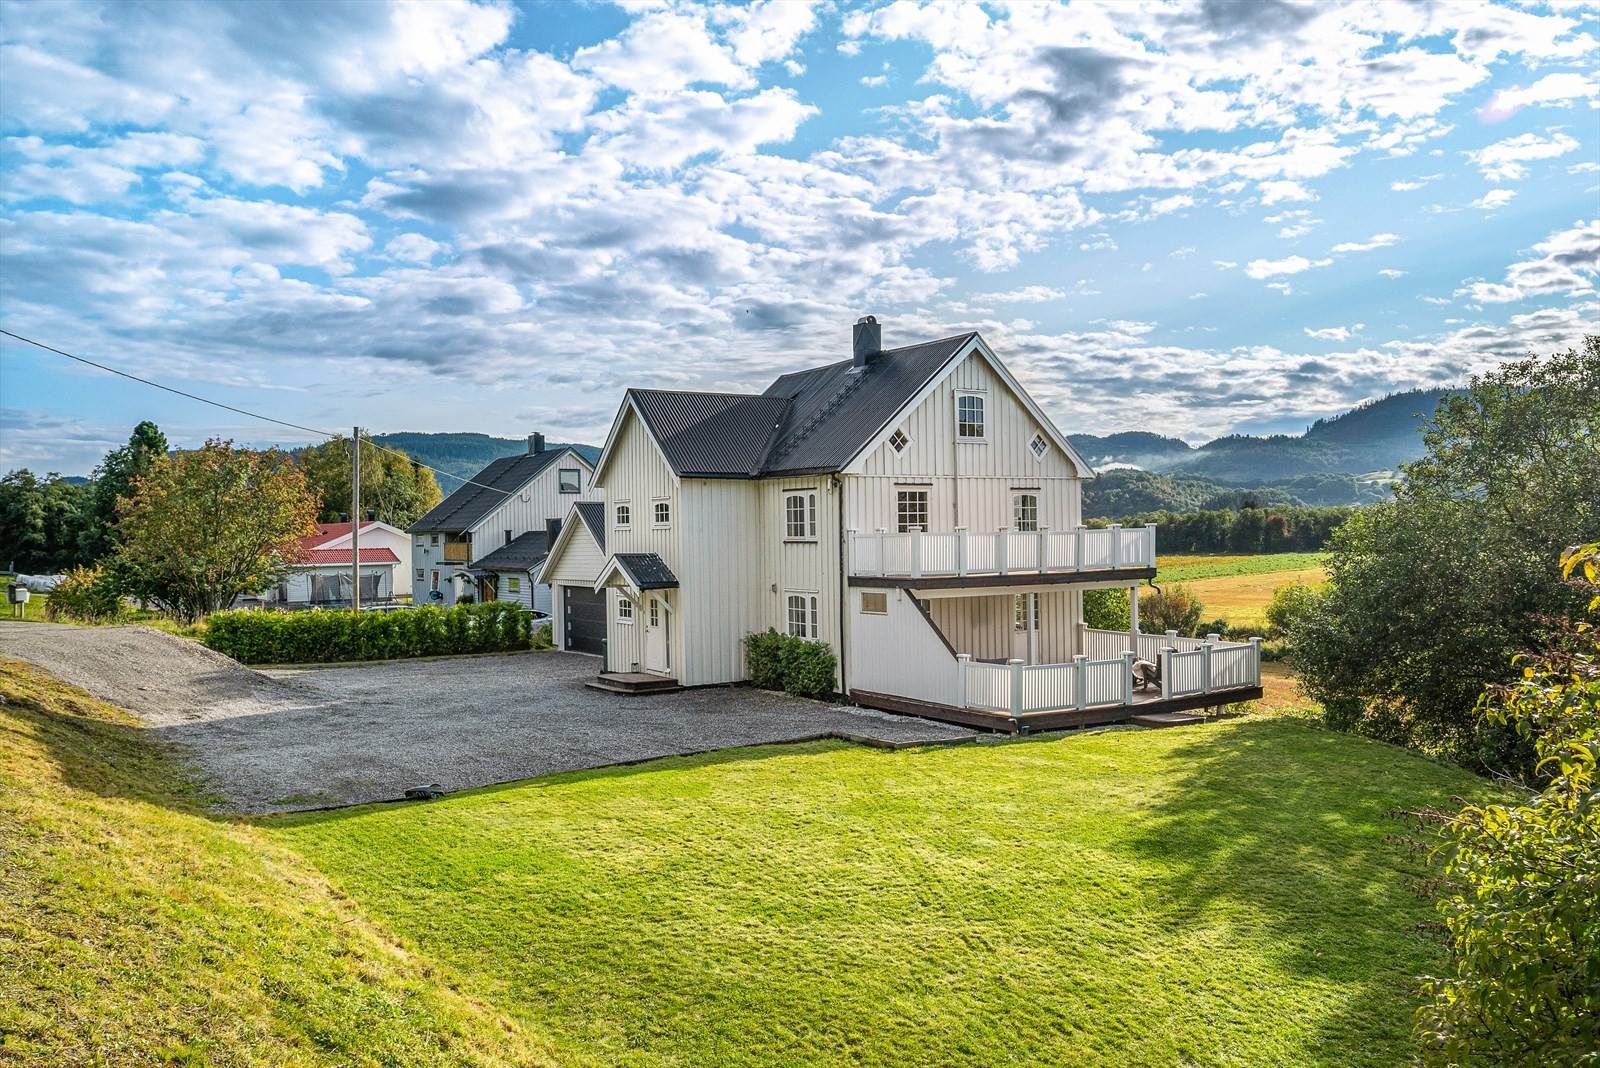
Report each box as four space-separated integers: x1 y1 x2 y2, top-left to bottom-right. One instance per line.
1156 553 1327 633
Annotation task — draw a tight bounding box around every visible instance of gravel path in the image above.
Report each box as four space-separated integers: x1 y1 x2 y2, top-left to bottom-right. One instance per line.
0 622 975 813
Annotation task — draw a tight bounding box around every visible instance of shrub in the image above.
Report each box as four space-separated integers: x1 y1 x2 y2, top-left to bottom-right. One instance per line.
1140 584 1206 637
745 630 838 699
43 566 123 623
1264 580 1323 642
1083 587 1130 630
202 602 535 665
532 623 554 651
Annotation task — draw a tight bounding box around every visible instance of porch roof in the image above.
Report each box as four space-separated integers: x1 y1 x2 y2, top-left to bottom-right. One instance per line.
595 553 679 596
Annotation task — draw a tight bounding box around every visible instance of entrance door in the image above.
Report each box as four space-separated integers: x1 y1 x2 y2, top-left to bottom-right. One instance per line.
1012 593 1038 663
644 595 670 674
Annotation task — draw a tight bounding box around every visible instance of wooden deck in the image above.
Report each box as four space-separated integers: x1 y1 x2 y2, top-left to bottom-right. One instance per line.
849 684 1263 735
585 672 683 696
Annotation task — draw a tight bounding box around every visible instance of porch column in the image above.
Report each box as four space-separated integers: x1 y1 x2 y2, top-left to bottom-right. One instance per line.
1129 582 1140 652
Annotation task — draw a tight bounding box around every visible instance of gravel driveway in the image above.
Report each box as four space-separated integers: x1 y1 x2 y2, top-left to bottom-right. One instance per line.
0 622 974 812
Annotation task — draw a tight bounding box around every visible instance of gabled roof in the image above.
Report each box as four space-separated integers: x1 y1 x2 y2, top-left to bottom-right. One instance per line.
626 391 791 478
298 547 401 566
470 530 549 573
596 553 679 594
300 520 392 551
573 500 606 555
408 448 586 534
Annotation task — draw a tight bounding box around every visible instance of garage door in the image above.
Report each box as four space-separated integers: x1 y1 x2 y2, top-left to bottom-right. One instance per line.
563 586 606 656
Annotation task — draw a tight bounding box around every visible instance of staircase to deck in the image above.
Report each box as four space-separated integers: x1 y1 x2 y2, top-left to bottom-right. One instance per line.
586 672 683 696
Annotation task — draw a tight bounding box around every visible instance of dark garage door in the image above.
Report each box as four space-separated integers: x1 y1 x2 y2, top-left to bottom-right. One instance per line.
563 586 606 657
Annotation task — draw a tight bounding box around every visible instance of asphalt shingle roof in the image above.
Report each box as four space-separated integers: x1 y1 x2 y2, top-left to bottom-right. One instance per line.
408 449 574 533
470 530 549 572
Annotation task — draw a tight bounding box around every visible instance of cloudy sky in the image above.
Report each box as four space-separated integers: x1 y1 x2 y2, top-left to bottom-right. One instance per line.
2 0 1596 476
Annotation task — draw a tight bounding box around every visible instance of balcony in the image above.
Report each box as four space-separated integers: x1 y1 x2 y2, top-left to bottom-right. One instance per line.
848 523 1156 582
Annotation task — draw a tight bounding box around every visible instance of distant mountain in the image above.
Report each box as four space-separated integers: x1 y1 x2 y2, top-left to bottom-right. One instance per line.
371 433 602 493
1070 388 1448 485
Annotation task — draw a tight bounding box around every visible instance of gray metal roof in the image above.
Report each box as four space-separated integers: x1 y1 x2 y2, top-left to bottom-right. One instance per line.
470 530 549 572
622 333 975 479
573 500 606 554
613 553 678 590
408 448 577 533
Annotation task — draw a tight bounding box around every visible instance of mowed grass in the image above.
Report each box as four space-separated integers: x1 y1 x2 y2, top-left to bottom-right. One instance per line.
0 659 554 1067
271 720 1495 1068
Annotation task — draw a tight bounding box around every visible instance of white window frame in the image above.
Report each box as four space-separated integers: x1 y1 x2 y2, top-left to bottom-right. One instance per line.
785 591 820 640
615 502 631 529
860 591 889 615
558 468 581 494
955 390 987 442
896 489 929 533
415 568 424 580
508 576 521 593
617 597 634 624
784 490 818 541
887 426 912 458
652 498 672 528
1012 492 1039 533
1029 432 1050 462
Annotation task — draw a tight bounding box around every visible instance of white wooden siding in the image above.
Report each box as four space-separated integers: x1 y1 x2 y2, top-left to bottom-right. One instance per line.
465 452 599 549
847 588 959 705
600 412 683 676
544 524 605 586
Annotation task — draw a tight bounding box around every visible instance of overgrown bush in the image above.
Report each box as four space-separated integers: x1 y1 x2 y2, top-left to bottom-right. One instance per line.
744 630 838 699
202 602 534 664
1083 588 1130 630
1139 584 1206 637
1263 580 1322 642
532 623 554 651
43 566 123 623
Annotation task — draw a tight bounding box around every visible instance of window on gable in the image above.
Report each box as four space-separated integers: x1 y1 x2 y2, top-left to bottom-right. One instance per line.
1013 493 1038 532
653 500 671 527
888 428 910 454
1029 432 1050 460
617 597 634 623
786 593 820 639
559 468 580 494
896 490 929 533
956 392 985 440
784 491 817 540
615 503 631 528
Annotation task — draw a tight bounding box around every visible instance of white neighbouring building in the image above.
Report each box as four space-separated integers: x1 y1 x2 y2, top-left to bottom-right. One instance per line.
540 318 1263 731
262 520 411 607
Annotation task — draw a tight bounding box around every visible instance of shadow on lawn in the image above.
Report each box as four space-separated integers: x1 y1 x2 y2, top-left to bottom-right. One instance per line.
1126 720 1448 1066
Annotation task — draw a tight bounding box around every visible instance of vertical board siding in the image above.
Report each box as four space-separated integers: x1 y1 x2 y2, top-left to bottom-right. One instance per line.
543 526 605 586
678 478 764 686
848 589 959 706
601 413 683 677
927 595 1013 662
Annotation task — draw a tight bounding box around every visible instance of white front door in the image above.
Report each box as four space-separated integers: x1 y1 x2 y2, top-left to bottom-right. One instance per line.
644 595 670 674
1011 593 1038 664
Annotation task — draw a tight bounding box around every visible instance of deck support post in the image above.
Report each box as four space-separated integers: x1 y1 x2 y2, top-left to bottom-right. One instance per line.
1038 526 1049 573
956 652 971 709
1077 619 1088 658
910 527 923 579
996 527 1009 575
1143 522 1158 567
1073 653 1088 710
875 528 886 577
1074 527 1084 572
955 526 968 577
1122 650 1136 705
1007 658 1025 719
1129 582 1141 654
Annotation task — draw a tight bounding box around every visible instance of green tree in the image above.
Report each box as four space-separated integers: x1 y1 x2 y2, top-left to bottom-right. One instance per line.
1263 580 1323 643
78 421 167 562
116 440 320 621
1140 584 1206 637
1082 587 1130 630
1293 340 1600 772
296 436 442 529
0 469 88 572
1411 545 1599 1066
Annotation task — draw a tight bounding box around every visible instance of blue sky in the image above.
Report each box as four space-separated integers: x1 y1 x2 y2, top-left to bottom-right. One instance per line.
1 0 1596 475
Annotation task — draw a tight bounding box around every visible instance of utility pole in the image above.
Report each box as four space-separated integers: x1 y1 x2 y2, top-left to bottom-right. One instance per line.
351 426 361 613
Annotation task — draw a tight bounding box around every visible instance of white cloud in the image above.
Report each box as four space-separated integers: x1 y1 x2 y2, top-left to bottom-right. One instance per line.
1258 180 1317 205
384 233 446 262
1482 72 1600 119
1305 326 1355 340
1378 268 1407 278
1246 255 1332 279
1461 218 1599 302
1391 174 1442 191
1331 233 1399 253
1468 131 1580 181
1472 189 1517 210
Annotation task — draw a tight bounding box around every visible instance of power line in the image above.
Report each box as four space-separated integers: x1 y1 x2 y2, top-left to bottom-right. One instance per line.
0 328 525 501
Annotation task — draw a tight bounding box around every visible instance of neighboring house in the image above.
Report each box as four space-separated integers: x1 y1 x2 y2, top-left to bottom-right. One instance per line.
409 434 600 610
263 520 410 607
540 316 1263 731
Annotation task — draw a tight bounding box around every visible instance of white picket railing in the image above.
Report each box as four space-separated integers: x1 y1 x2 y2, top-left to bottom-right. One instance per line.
849 523 1157 579
956 632 1262 718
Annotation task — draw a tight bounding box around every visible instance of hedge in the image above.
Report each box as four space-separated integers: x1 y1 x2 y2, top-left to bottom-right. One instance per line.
202 602 535 665
744 630 838 699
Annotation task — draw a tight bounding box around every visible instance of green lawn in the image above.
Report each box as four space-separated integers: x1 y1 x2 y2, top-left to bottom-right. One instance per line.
272 719 1493 1068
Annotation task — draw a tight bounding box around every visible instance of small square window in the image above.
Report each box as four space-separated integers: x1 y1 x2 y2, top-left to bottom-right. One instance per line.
615 503 631 528
860 592 888 614
956 393 985 440
889 428 910 454
617 598 634 623
416 568 425 580
559 468 580 494
1029 432 1049 460
508 577 521 593
653 500 671 526
430 534 439 545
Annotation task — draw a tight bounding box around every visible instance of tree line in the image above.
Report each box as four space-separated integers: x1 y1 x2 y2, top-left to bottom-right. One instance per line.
1089 504 1356 554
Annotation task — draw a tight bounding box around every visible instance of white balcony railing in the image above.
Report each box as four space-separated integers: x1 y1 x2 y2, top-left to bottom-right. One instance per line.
956 628 1261 718
849 523 1156 579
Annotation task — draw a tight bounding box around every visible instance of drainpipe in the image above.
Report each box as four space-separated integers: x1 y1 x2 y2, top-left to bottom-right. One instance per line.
833 474 848 697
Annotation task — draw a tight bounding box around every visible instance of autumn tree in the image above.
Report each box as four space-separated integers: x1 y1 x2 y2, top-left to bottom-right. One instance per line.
79 420 167 563
295 435 441 529
116 439 320 621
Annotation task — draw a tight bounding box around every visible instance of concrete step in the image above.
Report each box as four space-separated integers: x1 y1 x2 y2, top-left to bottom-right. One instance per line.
1130 711 1206 729
586 672 683 696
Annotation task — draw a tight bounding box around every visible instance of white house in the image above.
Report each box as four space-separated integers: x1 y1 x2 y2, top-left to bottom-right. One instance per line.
539 318 1262 731
263 520 410 607
409 434 601 613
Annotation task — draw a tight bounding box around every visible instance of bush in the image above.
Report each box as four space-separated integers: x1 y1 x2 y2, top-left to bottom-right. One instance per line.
1083 588 1130 630
532 623 554 651
202 602 534 664
1140 584 1206 637
744 630 838 699
1264 580 1323 642
43 566 123 623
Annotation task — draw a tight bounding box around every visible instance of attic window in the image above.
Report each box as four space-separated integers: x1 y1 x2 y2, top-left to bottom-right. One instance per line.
559 468 580 494
956 392 985 441
888 428 910 454
1029 432 1049 461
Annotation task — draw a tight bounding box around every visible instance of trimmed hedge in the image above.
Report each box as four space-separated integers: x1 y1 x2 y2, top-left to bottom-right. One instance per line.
202 602 535 665
744 629 838 700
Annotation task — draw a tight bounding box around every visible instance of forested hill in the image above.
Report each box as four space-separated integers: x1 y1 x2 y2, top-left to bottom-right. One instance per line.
371 433 602 492
1070 387 1449 484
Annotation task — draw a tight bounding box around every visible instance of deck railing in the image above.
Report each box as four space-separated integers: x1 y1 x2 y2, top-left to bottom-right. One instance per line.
957 629 1261 718
849 523 1156 579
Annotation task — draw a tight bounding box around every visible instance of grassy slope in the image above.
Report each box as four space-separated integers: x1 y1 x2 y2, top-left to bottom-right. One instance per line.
0 659 557 1068
273 720 1495 1068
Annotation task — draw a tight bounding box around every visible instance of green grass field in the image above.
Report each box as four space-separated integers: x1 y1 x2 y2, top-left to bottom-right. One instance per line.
4 654 1499 1068
1156 552 1326 583
1155 553 1327 631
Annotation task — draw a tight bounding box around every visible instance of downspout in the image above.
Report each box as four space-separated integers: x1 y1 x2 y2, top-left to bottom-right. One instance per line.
833 474 847 699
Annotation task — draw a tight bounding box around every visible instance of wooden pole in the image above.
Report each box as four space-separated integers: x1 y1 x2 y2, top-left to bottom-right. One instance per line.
351 426 361 612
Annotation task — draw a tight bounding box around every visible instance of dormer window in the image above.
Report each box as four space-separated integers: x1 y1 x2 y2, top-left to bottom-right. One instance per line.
888 428 910 454
956 391 985 441
1029 432 1049 460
